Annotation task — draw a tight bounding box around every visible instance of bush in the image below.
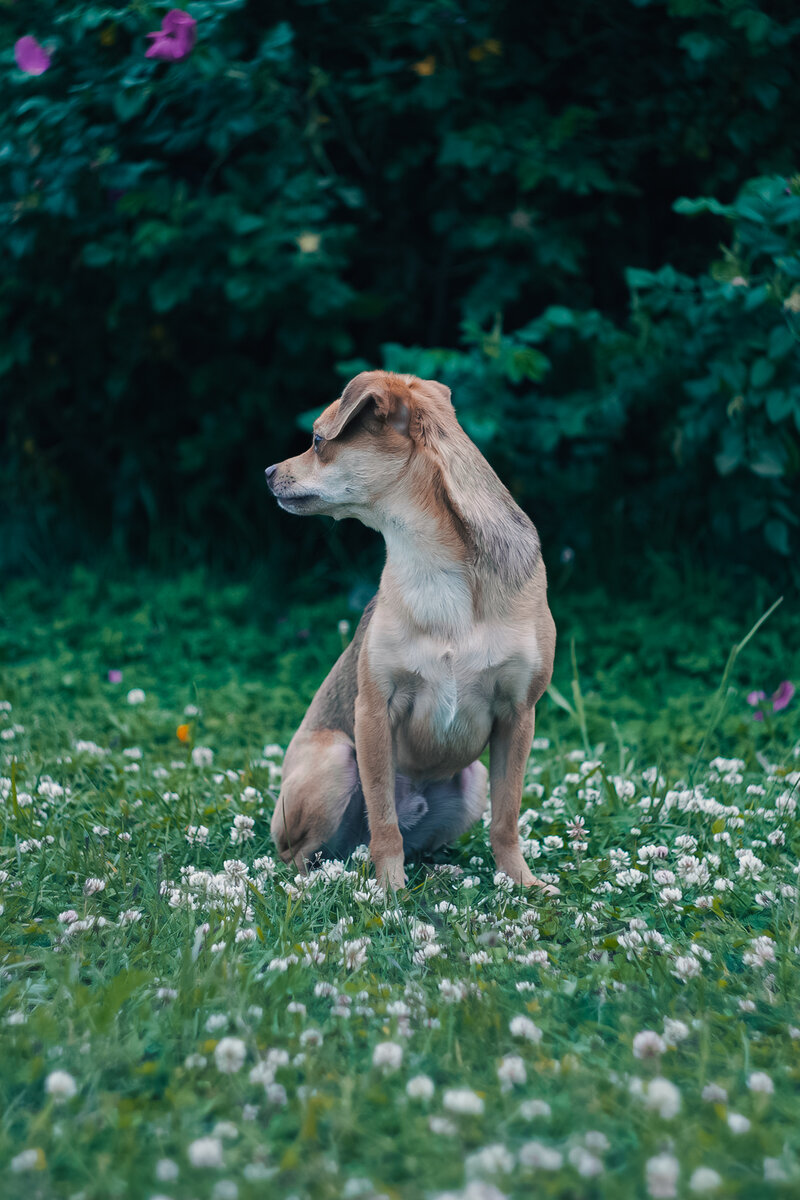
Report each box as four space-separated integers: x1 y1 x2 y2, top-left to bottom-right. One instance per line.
365 175 800 561
1 1 798 571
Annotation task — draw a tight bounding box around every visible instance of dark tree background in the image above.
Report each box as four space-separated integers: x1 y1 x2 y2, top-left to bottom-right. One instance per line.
2 1 798 577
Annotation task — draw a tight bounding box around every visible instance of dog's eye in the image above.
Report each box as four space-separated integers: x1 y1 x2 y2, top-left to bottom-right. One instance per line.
313 433 323 453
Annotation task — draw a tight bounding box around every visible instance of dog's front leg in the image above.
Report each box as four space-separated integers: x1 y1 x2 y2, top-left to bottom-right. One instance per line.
354 669 405 891
489 706 554 892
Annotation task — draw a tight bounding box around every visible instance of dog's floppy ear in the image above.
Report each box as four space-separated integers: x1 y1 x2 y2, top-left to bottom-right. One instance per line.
325 371 410 440
408 378 453 446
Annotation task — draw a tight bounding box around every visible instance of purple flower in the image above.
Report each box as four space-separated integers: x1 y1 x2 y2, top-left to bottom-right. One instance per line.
15 36 51 76
108 669 123 684
145 9 197 61
747 681 794 721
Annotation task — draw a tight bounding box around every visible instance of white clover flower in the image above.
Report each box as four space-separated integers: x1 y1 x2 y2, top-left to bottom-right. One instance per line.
747 1071 774 1094
497 1054 526 1091
569 1146 603 1177
372 1041 402 1072
442 1088 484 1116
672 955 701 981
439 979 468 1003
126 688 146 705
45 1070 77 1102
465 1143 515 1178
662 1018 689 1046
156 1159 179 1181
518 1141 563 1170
10 1149 42 1172
406 1074 434 1100
342 938 369 971
509 1015 542 1043
518 1098 551 1120
646 1153 679 1198
212 1121 239 1140
300 1028 323 1048
428 1115 457 1137
701 1083 727 1103
689 1167 722 1193
214 1037 247 1074
192 746 214 768
187 1136 223 1168
727 1113 750 1134
644 1077 681 1119
83 877 105 896
212 1181 238 1200
493 870 515 892
616 868 647 888
764 1158 788 1182
743 936 776 968
230 814 255 844
633 1030 666 1059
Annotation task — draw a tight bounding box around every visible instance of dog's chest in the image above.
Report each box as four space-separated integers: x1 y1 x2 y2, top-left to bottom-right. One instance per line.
382 617 541 744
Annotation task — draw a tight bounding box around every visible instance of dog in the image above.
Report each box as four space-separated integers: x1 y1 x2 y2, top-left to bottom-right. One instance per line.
265 370 556 891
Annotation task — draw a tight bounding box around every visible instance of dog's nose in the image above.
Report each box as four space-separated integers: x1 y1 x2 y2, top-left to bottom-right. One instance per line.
264 465 277 489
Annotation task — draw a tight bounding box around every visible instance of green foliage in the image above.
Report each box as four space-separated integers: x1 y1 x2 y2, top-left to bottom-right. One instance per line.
373 176 800 560
1 2 799 569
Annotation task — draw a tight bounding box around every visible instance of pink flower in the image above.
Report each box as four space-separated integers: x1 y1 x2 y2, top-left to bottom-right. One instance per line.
15 37 51 76
747 682 794 721
145 9 197 61
108 669 123 684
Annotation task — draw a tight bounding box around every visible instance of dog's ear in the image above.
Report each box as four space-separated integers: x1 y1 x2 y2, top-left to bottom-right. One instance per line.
408 379 453 447
325 372 410 440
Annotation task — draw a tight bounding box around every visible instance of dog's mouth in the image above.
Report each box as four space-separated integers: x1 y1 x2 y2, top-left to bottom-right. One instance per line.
276 493 322 514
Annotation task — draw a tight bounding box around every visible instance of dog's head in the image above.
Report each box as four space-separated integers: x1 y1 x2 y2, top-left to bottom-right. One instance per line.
264 370 452 522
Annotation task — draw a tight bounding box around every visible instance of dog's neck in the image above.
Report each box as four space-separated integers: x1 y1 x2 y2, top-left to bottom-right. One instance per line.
377 501 474 637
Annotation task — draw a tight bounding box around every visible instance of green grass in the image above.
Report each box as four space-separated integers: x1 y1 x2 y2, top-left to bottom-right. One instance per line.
0 563 799 1199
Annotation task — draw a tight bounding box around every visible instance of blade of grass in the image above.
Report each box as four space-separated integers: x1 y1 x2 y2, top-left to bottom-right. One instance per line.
689 596 783 783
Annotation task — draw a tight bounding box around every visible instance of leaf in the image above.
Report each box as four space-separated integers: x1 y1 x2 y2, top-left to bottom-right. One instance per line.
295 405 327 433
546 683 575 717
749 357 775 389
259 21 295 61
678 32 718 61
764 519 790 555
749 447 785 477
767 325 796 360
231 213 265 235
765 390 795 423
625 267 657 289
113 89 149 123
673 196 736 219
82 242 114 268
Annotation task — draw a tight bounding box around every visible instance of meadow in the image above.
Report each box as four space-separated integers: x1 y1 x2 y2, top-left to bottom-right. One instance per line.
1 563 798 1200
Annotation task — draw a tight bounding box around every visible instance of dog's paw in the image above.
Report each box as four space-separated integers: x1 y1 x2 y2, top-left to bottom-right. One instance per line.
530 877 560 897
494 854 559 896
372 852 407 893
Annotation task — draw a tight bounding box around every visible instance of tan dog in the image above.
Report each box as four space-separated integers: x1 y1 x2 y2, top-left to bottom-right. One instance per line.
265 371 556 891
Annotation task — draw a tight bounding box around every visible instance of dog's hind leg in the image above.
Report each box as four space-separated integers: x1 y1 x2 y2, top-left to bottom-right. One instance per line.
271 729 364 870
400 761 488 856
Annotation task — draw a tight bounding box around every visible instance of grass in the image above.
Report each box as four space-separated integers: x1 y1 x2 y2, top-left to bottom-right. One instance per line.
0 561 799 1199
